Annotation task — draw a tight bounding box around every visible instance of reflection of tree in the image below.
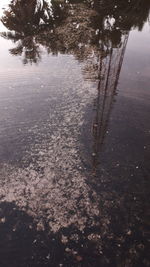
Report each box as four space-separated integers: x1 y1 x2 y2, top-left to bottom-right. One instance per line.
0 0 66 64
0 3 149 266
1 31 41 64
1 0 150 160
1 0 150 64
0 0 150 155
92 33 129 171
1 0 62 33
82 0 150 171
93 0 150 31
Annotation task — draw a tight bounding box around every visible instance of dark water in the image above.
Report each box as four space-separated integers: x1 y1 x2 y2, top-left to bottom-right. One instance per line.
0 1 150 266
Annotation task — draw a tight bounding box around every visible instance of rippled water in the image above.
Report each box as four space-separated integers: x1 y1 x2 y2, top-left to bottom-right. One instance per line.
0 1 150 266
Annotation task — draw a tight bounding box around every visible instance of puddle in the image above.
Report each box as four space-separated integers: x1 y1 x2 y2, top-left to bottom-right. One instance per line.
0 0 150 266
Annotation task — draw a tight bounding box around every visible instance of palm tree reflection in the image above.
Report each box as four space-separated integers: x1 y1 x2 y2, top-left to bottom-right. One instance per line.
1 31 41 64
92 33 129 172
1 0 149 64
0 0 66 64
0 0 150 163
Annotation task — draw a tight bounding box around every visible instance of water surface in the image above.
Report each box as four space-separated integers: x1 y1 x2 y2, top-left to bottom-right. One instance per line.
0 0 150 266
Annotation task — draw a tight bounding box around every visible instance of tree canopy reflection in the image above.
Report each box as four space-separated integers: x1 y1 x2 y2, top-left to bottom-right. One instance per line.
0 3 149 266
1 0 150 64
